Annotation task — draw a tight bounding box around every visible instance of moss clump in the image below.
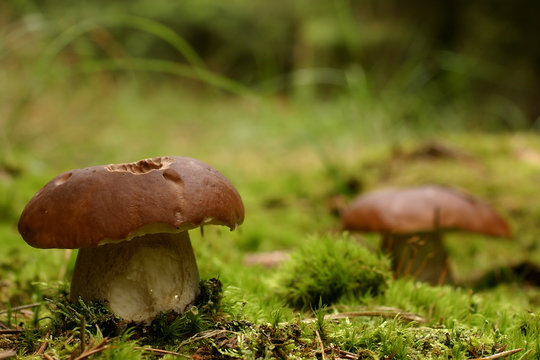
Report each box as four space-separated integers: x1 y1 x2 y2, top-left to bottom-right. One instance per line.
47 290 122 338
46 278 224 340
330 319 508 359
194 277 224 314
142 278 226 345
275 234 392 309
190 322 307 360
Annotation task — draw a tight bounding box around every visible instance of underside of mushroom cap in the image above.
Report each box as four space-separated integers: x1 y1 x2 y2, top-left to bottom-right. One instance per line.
18 156 245 249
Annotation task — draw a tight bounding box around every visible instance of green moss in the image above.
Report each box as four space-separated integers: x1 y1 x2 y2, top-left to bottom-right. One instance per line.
1 20 540 357
275 233 392 309
330 319 508 360
45 278 224 341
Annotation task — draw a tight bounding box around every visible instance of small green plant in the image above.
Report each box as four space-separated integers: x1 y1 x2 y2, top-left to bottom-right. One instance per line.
145 307 210 345
47 293 121 338
191 322 305 360
312 298 330 341
96 338 142 360
194 277 224 315
275 233 392 310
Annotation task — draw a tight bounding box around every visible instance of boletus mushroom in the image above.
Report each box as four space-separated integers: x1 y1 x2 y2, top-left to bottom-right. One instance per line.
342 185 511 284
18 156 244 322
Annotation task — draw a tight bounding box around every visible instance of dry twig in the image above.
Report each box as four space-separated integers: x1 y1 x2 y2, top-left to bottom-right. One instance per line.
520 349 534 360
473 348 523 360
302 307 426 324
79 316 86 354
0 350 16 360
339 349 360 359
135 347 187 357
0 303 41 315
315 330 326 360
42 353 56 360
33 330 51 355
71 338 109 360
179 329 234 346
74 346 110 360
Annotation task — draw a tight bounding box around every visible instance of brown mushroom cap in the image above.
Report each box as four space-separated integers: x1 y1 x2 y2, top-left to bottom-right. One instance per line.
18 156 245 249
342 185 511 238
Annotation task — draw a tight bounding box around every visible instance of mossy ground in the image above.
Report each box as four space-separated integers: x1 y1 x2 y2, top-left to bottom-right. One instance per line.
2 12 540 358
2 89 540 358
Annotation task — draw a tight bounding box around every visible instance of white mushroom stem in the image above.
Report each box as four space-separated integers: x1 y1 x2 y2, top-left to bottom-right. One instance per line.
70 231 200 323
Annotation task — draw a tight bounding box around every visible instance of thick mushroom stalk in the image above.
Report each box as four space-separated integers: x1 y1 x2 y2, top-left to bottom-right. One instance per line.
70 232 198 323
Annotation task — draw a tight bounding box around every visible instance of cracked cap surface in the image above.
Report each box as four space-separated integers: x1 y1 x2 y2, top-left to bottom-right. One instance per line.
18 156 245 248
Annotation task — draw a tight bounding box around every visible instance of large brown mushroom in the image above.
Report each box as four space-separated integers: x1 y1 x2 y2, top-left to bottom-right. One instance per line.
342 185 511 284
18 156 244 322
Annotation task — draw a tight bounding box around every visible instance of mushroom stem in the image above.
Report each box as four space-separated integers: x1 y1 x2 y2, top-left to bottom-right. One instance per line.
382 233 453 285
70 231 200 323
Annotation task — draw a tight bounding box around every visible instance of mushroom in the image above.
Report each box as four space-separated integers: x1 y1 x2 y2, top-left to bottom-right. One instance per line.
18 156 244 322
342 185 511 284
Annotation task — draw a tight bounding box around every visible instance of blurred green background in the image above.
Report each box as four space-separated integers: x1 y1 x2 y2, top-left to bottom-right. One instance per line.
1 0 540 291
3 0 539 126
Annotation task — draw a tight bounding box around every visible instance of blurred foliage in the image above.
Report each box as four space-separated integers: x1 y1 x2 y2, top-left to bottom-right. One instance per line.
1 0 538 124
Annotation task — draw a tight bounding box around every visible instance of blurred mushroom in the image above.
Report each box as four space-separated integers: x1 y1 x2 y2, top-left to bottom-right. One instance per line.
18 156 244 322
342 185 511 284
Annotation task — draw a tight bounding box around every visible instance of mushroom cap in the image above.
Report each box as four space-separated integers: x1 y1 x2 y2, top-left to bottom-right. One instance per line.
18 156 245 249
342 185 511 238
